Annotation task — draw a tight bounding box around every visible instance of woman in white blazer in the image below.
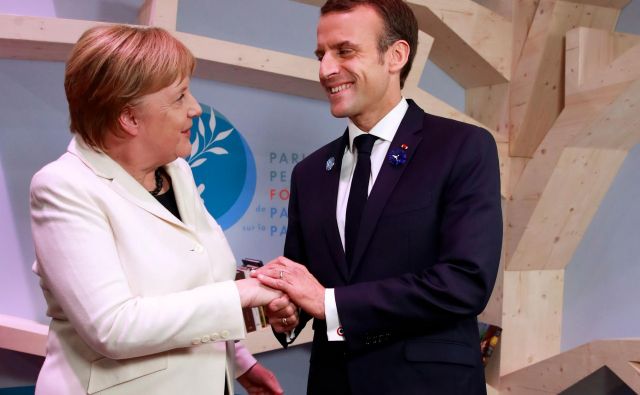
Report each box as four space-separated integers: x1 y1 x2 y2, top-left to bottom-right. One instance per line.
29 25 298 395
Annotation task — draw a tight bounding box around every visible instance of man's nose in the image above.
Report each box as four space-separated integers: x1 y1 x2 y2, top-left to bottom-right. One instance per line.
319 54 339 81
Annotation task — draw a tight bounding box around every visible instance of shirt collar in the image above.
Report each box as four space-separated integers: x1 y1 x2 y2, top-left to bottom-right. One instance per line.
347 98 409 152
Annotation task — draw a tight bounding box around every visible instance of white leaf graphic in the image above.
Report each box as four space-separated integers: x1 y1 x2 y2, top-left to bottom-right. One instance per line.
190 133 200 158
198 117 205 137
191 158 207 168
213 128 233 143
197 184 205 195
209 112 217 133
208 147 228 155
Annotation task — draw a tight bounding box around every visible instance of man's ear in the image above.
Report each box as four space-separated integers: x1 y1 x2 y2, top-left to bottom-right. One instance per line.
117 105 140 137
387 39 410 75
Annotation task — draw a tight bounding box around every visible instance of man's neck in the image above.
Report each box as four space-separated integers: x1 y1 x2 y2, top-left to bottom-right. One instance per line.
350 94 403 132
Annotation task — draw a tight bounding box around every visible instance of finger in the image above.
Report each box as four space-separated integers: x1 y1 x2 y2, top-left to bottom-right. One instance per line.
255 266 288 281
256 273 288 292
267 294 291 311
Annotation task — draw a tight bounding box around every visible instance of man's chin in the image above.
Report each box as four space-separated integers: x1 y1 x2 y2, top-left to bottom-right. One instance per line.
329 105 351 119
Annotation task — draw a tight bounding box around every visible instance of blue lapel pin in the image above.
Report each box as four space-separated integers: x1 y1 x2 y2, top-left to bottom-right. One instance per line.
326 157 335 171
387 144 408 167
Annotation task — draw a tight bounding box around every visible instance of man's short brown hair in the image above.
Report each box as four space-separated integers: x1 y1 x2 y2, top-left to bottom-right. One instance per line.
65 25 195 150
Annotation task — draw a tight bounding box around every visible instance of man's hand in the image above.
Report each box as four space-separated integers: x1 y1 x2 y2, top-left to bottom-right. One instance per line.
237 363 284 395
252 257 326 320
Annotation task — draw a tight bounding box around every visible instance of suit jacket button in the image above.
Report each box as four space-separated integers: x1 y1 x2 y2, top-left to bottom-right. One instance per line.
191 338 201 345
211 333 220 341
201 335 211 343
221 330 230 339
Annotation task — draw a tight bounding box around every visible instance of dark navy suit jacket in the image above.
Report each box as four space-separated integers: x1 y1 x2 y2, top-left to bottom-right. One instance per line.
281 100 502 395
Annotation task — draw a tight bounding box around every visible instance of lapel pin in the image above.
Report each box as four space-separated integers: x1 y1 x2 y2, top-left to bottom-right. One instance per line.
387 144 408 167
326 157 336 171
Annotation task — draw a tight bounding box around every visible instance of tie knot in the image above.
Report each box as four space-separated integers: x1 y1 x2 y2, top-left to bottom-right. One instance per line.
353 134 378 156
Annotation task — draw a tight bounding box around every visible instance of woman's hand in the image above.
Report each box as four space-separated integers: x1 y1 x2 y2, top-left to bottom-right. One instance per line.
237 363 284 395
236 278 283 308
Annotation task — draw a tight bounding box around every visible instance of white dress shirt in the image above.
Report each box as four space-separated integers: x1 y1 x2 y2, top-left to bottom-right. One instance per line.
325 98 409 341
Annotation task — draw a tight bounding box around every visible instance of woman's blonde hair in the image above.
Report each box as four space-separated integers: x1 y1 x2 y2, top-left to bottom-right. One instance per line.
65 25 196 150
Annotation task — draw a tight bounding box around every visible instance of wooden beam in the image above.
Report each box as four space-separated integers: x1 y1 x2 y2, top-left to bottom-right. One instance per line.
566 28 640 96
509 1 621 158
407 0 512 87
405 88 496 135
512 0 541 71
565 0 630 7
0 314 47 356
510 146 627 270
0 14 101 61
501 339 640 394
174 31 324 101
138 0 179 30
501 270 564 375
573 77 640 150
466 83 510 142
0 14 326 101
506 28 640 268
403 31 435 91
473 0 514 21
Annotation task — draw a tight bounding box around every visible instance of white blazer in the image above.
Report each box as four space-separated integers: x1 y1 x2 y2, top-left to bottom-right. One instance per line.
30 137 254 395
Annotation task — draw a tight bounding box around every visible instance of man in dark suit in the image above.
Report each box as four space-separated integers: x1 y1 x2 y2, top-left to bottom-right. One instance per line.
255 0 502 394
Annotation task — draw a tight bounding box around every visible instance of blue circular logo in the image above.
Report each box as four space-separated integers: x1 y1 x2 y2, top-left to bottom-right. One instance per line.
187 103 256 230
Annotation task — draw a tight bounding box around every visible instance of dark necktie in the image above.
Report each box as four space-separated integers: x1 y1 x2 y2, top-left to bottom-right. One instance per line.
345 133 378 268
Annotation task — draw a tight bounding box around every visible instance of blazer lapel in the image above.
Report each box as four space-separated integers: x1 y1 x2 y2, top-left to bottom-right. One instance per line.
164 162 198 229
321 130 350 282
350 101 425 276
68 137 190 231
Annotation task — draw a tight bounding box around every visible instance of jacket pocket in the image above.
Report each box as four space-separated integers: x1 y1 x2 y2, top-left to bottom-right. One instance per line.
404 339 476 367
87 352 168 394
381 195 432 217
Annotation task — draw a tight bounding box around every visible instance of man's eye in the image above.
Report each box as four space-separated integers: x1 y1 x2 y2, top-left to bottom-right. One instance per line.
338 48 353 56
177 93 185 101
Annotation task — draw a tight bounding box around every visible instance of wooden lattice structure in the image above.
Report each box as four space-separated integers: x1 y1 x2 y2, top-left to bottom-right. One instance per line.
1 1 639 392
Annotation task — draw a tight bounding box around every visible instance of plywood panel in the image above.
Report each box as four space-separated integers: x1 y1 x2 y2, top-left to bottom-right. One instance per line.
408 0 512 87
510 147 626 270
509 1 620 158
501 339 640 393
501 270 564 375
138 0 179 30
506 27 640 266
403 31 435 90
0 314 47 356
466 83 510 142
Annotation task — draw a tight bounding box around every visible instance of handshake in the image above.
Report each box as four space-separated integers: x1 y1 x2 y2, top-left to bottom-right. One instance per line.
235 257 325 334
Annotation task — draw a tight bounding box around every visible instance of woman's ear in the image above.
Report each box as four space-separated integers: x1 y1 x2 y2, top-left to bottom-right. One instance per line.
387 39 410 75
117 105 140 137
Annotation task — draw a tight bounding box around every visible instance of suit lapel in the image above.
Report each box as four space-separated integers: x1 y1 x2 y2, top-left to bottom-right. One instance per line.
164 162 197 229
321 130 350 282
68 137 191 231
349 101 425 276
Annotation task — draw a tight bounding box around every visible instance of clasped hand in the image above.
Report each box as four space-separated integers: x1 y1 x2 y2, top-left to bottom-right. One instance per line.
252 257 326 332
235 276 299 333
